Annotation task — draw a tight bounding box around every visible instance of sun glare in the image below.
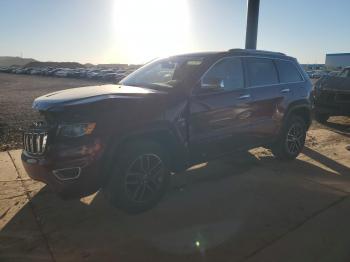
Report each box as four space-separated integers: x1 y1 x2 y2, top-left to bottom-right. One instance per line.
112 0 191 64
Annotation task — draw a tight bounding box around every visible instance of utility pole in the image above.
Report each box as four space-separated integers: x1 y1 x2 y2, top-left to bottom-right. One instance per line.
245 0 260 50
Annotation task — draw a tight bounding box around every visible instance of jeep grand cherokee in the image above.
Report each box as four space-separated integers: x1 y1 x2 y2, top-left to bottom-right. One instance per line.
22 49 312 213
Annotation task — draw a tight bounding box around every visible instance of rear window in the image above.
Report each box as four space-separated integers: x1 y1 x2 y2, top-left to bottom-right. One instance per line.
275 60 303 83
245 57 278 87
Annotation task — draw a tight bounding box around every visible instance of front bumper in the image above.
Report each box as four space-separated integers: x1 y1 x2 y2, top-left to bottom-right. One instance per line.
21 139 106 199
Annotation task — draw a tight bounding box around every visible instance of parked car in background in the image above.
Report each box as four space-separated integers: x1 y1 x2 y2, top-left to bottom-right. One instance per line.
53 69 67 77
115 73 127 82
100 69 116 74
0 64 136 82
30 69 42 75
86 69 102 79
307 71 315 78
313 67 350 122
328 71 341 77
311 70 328 79
102 73 119 82
22 49 312 213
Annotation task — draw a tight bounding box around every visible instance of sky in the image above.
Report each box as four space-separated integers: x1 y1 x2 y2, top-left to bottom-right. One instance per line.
1 0 349 64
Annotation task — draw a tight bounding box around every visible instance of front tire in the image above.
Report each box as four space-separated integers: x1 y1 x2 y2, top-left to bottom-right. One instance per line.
104 141 170 214
271 116 307 160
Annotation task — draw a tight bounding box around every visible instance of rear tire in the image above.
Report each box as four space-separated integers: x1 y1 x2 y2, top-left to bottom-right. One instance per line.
104 141 170 214
314 112 329 123
271 116 307 160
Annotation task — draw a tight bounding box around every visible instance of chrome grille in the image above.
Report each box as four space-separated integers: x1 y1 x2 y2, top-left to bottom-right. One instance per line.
23 131 48 155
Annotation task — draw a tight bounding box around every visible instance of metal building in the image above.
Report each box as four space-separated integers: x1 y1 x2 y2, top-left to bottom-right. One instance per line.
325 53 350 68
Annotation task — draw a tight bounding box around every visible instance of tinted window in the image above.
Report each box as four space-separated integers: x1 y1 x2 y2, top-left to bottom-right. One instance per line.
202 57 244 91
275 60 303 83
245 58 278 87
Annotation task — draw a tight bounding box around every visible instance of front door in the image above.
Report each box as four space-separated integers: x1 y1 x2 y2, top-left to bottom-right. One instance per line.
188 57 253 161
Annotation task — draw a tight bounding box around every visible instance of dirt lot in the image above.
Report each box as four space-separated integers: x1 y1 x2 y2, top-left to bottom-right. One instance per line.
0 73 103 151
0 73 350 261
0 128 350 261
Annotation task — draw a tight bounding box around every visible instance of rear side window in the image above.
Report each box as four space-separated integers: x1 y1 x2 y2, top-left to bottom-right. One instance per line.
275 60 303 83
245 58 278 87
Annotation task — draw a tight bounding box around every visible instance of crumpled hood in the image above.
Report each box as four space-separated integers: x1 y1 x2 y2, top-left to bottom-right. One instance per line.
33 84 165 111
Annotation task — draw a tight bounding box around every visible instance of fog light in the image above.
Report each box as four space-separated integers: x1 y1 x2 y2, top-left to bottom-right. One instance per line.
53 167 81 181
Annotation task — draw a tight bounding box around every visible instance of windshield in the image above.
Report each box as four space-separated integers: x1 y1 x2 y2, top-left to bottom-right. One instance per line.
120 56 204 88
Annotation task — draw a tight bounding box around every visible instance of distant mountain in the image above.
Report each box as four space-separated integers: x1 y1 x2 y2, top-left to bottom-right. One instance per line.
0 56 37 67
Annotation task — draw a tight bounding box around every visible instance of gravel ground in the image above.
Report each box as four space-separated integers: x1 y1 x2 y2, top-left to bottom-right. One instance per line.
0 73 104 151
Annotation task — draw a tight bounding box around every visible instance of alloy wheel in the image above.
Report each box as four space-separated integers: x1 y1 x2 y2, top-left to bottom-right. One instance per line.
124 153 165 203
286 123 305 155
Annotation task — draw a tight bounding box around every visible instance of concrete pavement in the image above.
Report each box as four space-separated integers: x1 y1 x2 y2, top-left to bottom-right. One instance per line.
0 128 350 262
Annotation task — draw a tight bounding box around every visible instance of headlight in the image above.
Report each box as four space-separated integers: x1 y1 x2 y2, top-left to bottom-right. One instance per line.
58 123 96 137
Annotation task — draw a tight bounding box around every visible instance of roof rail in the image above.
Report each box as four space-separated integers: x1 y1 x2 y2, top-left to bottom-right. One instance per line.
228 48 286 56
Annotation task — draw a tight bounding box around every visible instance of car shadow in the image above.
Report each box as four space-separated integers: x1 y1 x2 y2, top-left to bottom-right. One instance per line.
1 149 350 261
322 117 350 137
302 147 350 175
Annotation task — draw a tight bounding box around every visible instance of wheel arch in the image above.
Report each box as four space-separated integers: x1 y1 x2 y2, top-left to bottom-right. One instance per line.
103 124 189 178
284 100 312 129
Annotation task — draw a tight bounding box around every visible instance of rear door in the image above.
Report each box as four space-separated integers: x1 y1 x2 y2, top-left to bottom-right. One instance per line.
274 58 306 115
242 57 281 144
189 57 253 160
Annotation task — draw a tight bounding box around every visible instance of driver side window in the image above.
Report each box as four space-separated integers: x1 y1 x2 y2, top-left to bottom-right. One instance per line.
201 57 244 91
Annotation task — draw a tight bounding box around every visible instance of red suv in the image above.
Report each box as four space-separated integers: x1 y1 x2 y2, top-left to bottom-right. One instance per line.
22 49 312 213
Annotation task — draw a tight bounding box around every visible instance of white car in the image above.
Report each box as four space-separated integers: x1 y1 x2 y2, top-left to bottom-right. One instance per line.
55 69 69 77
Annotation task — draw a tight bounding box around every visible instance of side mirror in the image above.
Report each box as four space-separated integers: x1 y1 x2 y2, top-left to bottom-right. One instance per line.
201 77 224 90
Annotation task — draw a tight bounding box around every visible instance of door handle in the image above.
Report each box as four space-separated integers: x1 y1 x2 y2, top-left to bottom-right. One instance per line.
280 88 291 93
238 94 251 100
